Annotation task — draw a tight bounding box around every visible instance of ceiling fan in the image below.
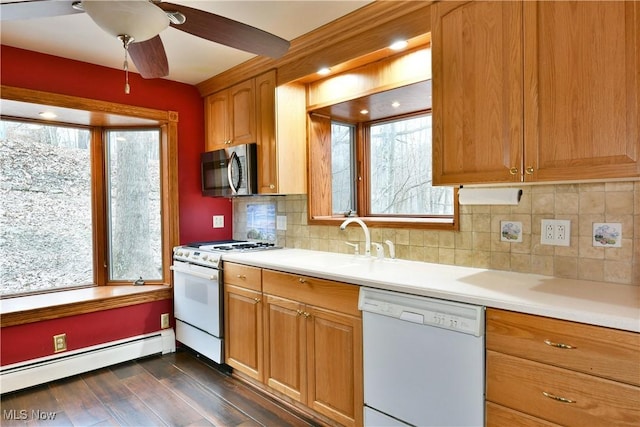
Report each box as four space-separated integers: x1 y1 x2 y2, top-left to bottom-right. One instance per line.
2 0 291 87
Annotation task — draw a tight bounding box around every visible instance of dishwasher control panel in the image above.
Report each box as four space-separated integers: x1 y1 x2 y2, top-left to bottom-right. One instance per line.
358 287 484 336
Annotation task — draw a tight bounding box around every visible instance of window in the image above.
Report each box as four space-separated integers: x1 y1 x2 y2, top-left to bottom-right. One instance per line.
106 129 162 281
0 117 174 296
311 111 457 229
0 120 93 295
368 114 453 216
331 122 356 215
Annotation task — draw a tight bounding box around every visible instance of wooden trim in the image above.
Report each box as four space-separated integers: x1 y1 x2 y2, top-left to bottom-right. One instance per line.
308 215 458 231
0 86 171 123
1 86 181 290
1 285 172 327
196 1 434 95
307 114 333 217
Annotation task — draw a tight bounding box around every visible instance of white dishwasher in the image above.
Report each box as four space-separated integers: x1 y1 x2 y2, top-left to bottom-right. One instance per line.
359 287 485 427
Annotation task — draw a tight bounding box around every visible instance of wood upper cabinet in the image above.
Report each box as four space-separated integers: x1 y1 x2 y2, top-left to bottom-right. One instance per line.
432 1 640 185
255 70 307 195
204 79 256 152
262 269 362 427
432 0 524 185
223 263 263 381
524 1 639 181
204 70 306 194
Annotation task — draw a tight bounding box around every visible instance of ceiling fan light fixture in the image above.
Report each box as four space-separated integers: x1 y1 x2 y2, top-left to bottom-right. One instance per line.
82 0 169 42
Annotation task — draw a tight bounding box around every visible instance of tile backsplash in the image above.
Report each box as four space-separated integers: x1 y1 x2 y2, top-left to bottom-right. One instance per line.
234 181 639 285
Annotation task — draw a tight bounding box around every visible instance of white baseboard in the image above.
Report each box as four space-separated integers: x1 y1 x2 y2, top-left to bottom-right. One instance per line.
0 329 176 394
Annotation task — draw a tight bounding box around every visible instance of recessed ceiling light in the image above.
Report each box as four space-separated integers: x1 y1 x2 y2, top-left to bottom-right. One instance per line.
391 101 401 108
360 109 369 115
39 111 57 119
317 67 331 76
389 40 408 51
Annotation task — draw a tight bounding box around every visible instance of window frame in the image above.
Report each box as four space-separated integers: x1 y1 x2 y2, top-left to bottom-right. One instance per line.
308 110 459 230
0 85 179 296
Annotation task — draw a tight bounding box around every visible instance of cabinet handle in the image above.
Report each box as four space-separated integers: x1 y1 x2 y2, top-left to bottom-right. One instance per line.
253 297 261 304
542 391 575 404
236 274 246 280
301 311 310 318
298 277 306 284
509 167 519 175
544 339 576 349
269 184 275 189
525 166 534 175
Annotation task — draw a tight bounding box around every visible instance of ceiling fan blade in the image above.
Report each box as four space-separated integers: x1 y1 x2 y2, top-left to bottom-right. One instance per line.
158 2 290 59
127 35 169 79
1 0 82 21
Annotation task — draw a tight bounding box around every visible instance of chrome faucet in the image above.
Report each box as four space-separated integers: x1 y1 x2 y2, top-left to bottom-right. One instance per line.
340 217 371 256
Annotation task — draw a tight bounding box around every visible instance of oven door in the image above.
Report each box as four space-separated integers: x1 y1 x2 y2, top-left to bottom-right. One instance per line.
171 260 222 338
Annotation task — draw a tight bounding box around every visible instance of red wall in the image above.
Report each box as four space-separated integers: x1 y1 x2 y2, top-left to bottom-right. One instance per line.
1 46 234 366
0 45 233 244
0 300 172 365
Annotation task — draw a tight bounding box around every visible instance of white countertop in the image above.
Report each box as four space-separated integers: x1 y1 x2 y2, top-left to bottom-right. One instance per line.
221 248 640 333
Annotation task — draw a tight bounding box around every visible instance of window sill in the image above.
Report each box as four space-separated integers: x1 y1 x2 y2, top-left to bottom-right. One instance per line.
308 216 459 231
0 285 172 328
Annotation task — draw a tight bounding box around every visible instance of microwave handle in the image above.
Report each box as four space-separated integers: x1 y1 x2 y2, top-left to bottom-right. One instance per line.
227 150 239 194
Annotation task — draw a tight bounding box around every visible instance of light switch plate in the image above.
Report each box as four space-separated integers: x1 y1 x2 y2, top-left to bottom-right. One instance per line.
213 215 224 228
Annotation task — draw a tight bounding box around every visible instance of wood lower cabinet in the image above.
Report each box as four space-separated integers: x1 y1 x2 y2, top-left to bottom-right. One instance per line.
486 308 640 426
431 1 640 185
223 264 363 427
223 263 263 381
263 269 363 427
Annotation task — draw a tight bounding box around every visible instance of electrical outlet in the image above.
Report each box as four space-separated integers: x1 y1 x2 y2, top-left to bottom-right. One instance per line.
161 313 170 329
213 215 224 228
540 219 571 246
53 333 67 353
276 215 287 231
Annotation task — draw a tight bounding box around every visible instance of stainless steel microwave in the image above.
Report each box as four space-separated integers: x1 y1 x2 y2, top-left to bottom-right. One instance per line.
201 143 258 197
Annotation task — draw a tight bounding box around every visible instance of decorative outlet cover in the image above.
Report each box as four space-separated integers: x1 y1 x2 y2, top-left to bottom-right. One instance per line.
501 221 523 243
592 223 622 248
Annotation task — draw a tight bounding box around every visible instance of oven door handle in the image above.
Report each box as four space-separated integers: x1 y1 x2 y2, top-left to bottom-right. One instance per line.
170 265 218 281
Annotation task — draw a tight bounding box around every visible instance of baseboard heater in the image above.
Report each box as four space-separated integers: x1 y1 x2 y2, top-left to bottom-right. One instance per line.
0 329 176 394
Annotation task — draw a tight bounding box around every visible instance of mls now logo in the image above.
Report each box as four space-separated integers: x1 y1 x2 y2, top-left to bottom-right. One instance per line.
3 409 57 421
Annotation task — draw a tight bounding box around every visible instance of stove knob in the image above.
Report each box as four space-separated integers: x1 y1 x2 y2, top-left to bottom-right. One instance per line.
202 255 208 261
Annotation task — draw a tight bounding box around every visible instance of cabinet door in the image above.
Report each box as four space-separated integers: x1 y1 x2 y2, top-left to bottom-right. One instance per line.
229 79 256 145
255 70 278 193
263 294 306 402
306 306 363 427
524 1 640 181
432 0 524 185
204 90 229 152
224 284 263 381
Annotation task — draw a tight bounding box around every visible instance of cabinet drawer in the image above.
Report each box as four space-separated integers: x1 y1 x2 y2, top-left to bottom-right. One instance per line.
486 308 640 386
262 269 360 316
487 351 640 427
486 402 561 427
223 263 262 291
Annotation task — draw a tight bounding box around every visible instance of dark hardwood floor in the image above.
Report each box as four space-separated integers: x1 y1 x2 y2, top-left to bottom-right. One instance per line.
1 348 322 427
